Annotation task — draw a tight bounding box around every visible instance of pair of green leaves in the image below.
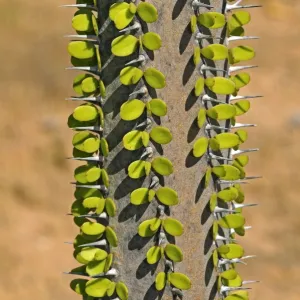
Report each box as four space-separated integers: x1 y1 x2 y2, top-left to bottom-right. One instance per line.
109 2 158 29
146 244 183 265
130 186 179 206
73 73 105 97
123 127 172 150
195 77 236 96
120 98 167 121
192 131 247 158
228 10 251 36
119 66 166 89
111 33 161 57
197 12 226 29
72 196 116 217
155 272 192 291
128 157 173 178
71 103 103 124
73 278 128 299
138 217 184 237
72 9 98 34
74 165 109 185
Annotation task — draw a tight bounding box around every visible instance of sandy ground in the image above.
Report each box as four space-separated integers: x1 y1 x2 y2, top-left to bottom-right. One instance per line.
0 0 299 299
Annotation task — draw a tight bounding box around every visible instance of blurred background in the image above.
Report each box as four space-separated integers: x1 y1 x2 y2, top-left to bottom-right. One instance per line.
0 0 299 299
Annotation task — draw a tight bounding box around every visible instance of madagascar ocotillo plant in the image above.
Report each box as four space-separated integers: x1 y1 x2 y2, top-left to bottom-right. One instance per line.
63 0 261 299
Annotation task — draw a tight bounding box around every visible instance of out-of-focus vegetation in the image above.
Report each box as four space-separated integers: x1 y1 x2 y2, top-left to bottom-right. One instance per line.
0 0 299 299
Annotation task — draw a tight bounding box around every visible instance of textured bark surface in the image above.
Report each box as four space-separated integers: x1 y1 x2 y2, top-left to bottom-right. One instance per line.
99 1 225 299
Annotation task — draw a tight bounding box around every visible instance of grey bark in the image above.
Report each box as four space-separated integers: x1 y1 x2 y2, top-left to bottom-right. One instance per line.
98 0 225 299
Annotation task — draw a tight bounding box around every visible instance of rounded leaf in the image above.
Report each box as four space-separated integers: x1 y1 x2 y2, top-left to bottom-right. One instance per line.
206 104 236 120
146 246 162 264
68 41 95 59
116 282 129 300
197 108 206 128
130 188 156 205
217 187 239 202
212 165 241 180
100 138 109 157
73 104 98 122
201 44 228 60
81 222 106 236
137 2 158 23
155 272 167 291
234 100 250 116
229 46 255 64
217 244 244 259
230 73 250 90
128 160 151 179
219 214 245 229
72 11 94 32
214 132 240 149
163 217 184 236
109 3 130 21
143 68 166 89
105 226 118 247
193 137 209 158
105 198 116 217
198 12 226 29
85 278 112 297
138 218 161 237
150 126 172 144
123 130 144 150
111 35 139 57
164 244 183 262
168 272 192 290
120 99 145 121
156 187 179 206
151 157 173 175
120 66 143 86
148 98 167 116
194 77 204 96
141 32 162 50
205 77 236 95
114 8 135 30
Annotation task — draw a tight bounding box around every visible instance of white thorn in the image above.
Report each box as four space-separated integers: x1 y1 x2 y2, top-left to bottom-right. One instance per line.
208 152 233 161
91 268 119 278
125 55 146 66
150 176 159 189
228 36 259 42
231 148 259 156
230 226 252 235
78 240 107 248
215 234 236 242
220 286 251 294
192 0 214 8
202 94 224 104
119 22 141 33
230 95 263 101
159 232 166 245
71 126 103 133
136 118 152 129
229 65 258 74
66 66 99 72
172 288 183 297
226 3 262 12
157 205 165 217
233 203 258 209
67 156 104 162
195 33 222 40
141 147 153 159
214 206 236 214
232 123 257 129
59 4 97 11
129 86 148 96
165 259 174 271
243 280 260 285
69 212 108 219
200 64 226 75
218 180 249 185
65 96 102 104
64 34 98 40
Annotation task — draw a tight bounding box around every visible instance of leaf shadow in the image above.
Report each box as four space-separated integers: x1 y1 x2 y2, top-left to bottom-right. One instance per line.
185 89 198 111
136 258 159 279
172 0 188 20
187 118 200 143
179 22 192 54
182 55 195 86
114 176 145 200
185 149 201 168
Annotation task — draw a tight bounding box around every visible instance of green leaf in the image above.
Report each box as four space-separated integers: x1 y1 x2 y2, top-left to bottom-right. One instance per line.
141 32 162 50
74 165 101 183
219 215 245 229
151 157 173 175
85 278 112 297
155 272 167 291
116 282 129 300
72 10 94 32
109 3 130 21
205 77 236 95
168 272 192 290
234 100 250 116
81 222 106 236
212 165 241 180
234 184 245 204
222 274 243 287
204 167 212 188
193 46 201 65
137 2 158 23
194 77 204 96
235 129 248 143
220 269 238 280
225 291 249 300
128 160 151 179
101 169 109 187
193 137 209 157
206 104 236 120
146 246 162 264
73 104 98 122
197 108 206 128
234 155 249 167
198 12 226 28
143 68 166 89
104 253 113 272
201 44 228 60
130 188 156 205
86 259 106 276
105 198 116 217
114 7 135 30
68 41 95 59
123 130 144 150
138 218 161 237
150 126 172 144
213 132 240 150
70 279 88 295
75 187 102 200
217 187 239 202
217 244 244 259
209 193 217 213
163 217 184 236
81 76 98 94
80 247 107 262
71 200 89 217
230 73 251 90
229 46 255 64
73 131 100 153
190 15 197 33
83 197 105 212
100 138 109 157
213 250 219 268
120 99 145 121
111 35 139 57
106 282 116 297
105 226 118 247
142 131 150 147
228 11 251 30
164 244 183 262
148 98 167 116
120 66 144 86
156 187 179 206
73 73 93 96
